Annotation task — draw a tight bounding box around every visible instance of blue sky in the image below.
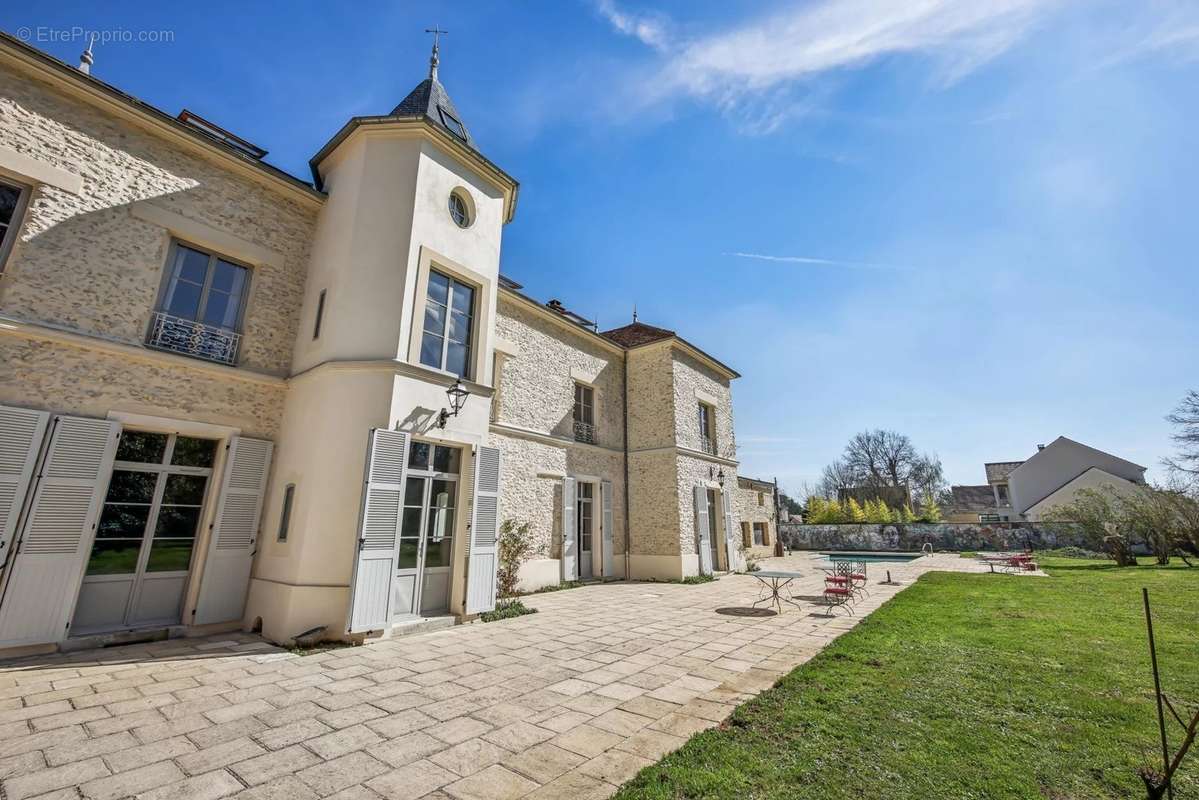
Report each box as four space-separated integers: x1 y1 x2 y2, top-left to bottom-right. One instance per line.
5 1 1197 494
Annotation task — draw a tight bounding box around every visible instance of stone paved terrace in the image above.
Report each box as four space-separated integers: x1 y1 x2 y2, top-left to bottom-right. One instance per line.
0 553 1001 800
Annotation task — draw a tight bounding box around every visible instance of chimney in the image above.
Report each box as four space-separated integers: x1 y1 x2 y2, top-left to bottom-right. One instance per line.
546 299 565 313
1037 444 1046 451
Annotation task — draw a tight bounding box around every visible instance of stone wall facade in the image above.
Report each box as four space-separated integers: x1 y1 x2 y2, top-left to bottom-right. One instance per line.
0 61 318 376
0 337 285 438
778 522 1112 553
493 297 624 447
734 480 775 558
672 348 736 460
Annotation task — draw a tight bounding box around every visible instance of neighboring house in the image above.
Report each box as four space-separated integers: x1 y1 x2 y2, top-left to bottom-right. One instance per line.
948 437 1147 523
733 476 777 559
0 35 751 655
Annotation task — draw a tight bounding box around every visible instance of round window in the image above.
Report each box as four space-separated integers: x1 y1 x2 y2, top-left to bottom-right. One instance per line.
448 191 472 228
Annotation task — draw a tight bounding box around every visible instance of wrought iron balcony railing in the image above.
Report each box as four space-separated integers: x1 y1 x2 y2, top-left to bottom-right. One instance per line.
147 311 241 366
699 435 716 455
573 420 596 445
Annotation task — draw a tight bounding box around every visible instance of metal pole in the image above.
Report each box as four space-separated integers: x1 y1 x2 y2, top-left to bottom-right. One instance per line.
1143 587 1173 800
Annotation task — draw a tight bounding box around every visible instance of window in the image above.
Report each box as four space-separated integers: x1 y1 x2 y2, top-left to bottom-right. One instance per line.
313 289 326 340
420 270 475 377
752 522 765 547
996 484 1010 505
148 241 250 365
573 383 595 444
698 403 715 454
438 106 468 141
757 492 764 506
448 191 471 228
0 179 29 274
278 484 295 542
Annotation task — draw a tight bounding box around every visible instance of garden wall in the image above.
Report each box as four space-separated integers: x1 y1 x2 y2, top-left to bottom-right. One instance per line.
777 522 1125 553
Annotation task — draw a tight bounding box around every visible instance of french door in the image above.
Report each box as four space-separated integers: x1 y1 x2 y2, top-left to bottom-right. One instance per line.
577 482 594 579
71 431 216 635
706 489 720 570
393 442 459 619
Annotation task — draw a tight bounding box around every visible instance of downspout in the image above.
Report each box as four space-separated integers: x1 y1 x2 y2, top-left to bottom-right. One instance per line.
622 354 631 581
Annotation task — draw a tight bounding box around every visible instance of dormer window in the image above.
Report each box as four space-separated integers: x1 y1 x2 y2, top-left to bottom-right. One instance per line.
438 106 467 141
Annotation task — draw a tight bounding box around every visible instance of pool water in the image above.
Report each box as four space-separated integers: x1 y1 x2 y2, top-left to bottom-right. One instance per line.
820 552 923 563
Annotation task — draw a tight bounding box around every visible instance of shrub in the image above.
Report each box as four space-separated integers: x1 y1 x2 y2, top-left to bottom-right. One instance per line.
919 491 943 523
496 519 534 599
479 600 537 622
900 504 917 523
847 498 867 522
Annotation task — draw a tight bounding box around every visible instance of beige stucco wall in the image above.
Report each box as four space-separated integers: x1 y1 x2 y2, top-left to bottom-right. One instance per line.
0 60 318 377
625 345 675 452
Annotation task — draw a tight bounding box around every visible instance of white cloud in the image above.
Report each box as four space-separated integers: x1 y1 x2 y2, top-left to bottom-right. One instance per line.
725 251 910 272
594 0 670 51
596 0 1065 124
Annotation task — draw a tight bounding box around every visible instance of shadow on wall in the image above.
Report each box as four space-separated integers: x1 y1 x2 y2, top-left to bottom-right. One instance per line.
777 522 1147 553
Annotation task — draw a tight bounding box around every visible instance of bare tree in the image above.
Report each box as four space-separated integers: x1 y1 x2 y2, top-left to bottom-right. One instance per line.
1165 390 1199 488
820 429 946 499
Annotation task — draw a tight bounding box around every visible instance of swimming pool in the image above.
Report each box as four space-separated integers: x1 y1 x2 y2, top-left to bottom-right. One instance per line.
819 552 923 563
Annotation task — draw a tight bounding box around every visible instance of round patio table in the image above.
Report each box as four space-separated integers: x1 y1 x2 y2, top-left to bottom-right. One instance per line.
751 570 805 614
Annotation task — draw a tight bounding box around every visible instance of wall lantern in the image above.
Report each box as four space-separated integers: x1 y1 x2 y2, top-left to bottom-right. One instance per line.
709 466 726 488
438 378 470 429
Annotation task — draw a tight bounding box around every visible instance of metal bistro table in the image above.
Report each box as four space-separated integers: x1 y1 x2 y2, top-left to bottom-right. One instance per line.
751 570 805 614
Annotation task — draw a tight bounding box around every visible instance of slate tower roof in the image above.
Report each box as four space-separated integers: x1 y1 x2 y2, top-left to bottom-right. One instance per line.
391 77 476 150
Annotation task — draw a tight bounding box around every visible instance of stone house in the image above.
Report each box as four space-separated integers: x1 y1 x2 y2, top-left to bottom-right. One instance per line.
732 476 777 560
0 34 753 655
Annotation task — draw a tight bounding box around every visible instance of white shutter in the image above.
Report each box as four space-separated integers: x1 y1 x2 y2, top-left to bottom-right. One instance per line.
0 405 51 568
600 480 614 578
0 415 120 647
465 446 501 614
722 489 738 573
347 429 408 633
194 437 273 625
694 485 712 575
561 477 577 582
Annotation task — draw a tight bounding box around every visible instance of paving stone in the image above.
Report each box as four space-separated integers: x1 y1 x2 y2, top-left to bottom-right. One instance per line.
44 731 137 766
365 759 456 800
133 713 212 744
550 724 625 759
305 723 384 760
0 749 45 780
428 737 510 778
366 709 436 739
442 764 538 800
617 695 680 720
648 710 720 738
86 709 167 737
325 785 383 800
3 756 110 800
100 729 193 769
176 736 266 775
190 717 269 749
80 760 184 800
230 744 322 786
501 742 585 784
137 769 245 800
318 703 388 729
367 731 446 768
253 717 332 750
576 748 654 785
614 728 687 761
481 720 554 752
205 699 275 725
0 725 87 759
225 774 318 800
30 705 111 731
295 750 389 796
426 716 492 746
589 708 654 737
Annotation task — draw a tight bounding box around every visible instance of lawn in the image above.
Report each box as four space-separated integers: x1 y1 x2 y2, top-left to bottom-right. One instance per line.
614 558 1199 800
